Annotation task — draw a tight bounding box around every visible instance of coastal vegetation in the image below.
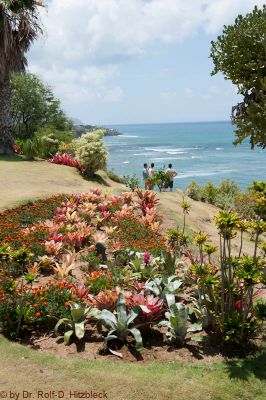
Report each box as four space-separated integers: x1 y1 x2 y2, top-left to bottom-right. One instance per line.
73 124 122 137
186 179 266 220
211 5 266 149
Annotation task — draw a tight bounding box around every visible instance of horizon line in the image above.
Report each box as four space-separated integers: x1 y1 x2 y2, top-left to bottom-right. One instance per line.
86 119 232 127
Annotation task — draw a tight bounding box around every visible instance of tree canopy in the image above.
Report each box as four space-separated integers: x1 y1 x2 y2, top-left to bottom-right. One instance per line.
0 0 43 153
11 72 72 138
210 5 266 149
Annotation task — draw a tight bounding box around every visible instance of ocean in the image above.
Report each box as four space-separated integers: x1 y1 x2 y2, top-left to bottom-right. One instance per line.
103 121 266 190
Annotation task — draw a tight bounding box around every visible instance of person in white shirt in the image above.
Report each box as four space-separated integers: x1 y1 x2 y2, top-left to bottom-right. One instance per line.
165 163 177 192
148 163 155 190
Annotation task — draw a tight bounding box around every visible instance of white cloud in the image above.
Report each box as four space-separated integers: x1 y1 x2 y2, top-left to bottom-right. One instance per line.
103 87 124 103
160 91 177 104
28 0 265 120
184 87 194 98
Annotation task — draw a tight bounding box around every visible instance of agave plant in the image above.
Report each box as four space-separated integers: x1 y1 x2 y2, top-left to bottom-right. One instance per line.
95 293 148 356
55 302 97 345
159 296 202 346
145 275 183 299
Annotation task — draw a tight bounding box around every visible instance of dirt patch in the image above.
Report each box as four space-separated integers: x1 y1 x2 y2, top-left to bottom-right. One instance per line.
18 325 261 364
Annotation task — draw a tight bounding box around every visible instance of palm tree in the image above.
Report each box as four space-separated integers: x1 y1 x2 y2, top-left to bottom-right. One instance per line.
0 0 43 154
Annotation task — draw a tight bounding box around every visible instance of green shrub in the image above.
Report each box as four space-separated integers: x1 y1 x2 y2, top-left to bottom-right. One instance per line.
219 179 240 197
107 170 125 184
124 174 140 191
18 137 40 160
186 181 202 201
149 169 172 191
36 127 75 143
38 135 59 158
214 180 241 209
201 182 218 204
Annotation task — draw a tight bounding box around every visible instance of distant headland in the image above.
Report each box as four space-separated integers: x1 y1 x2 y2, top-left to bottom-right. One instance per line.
72 123 122 137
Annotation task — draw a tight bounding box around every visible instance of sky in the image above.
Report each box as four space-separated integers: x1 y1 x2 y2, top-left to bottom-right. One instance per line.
28 0 265 125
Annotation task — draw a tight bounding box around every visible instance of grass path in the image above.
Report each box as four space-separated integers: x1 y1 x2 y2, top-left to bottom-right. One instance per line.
0 155 124 211
0 335 265 400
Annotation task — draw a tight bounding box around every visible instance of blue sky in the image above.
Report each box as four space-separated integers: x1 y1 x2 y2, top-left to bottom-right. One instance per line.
28 0 265 125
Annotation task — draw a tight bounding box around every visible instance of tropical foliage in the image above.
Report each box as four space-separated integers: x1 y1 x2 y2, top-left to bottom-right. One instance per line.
210 5 266 149
0 187 265 357
0 0 43 153
11 73 72 139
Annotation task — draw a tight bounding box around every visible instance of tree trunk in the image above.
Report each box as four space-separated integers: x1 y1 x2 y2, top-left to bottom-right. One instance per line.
0 77 13 154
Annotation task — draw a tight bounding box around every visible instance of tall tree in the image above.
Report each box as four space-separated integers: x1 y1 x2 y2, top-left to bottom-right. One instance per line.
210 5 266 149
11 73 72 139
0 0 43 154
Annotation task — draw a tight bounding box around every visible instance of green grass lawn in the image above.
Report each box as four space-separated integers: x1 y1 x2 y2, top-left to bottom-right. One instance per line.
0 335 265 400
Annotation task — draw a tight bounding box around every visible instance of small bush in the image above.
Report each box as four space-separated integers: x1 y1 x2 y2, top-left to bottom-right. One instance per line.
124 174 140 191
149 169 172 191
75 131 108 176
201 182 218 204
107 170 125 184
186 181 202 200
18 137 40 160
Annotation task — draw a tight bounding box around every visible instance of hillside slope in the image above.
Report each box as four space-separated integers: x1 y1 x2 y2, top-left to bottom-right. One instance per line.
0 156 255 254
0 156 124 210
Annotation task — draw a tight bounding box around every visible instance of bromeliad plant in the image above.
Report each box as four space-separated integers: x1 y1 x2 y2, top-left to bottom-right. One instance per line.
95 293 148 356
159 295 202 346
145 275 183 300
55 302 97 345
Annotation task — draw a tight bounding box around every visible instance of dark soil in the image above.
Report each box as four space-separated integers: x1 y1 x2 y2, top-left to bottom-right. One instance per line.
17 324 262 364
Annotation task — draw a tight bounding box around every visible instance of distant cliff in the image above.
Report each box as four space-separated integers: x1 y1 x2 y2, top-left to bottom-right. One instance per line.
73 124 122 137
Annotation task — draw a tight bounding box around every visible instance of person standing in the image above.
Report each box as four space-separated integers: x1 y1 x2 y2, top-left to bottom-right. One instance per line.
149 163 155 177
165 163 177 192
142 163 149 189
148 163 155 190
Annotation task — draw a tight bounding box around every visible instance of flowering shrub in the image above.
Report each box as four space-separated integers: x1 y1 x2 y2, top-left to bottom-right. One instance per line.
84 271 122 295
75 131 108 176
0 195 66 256
112 216 166 255
0 271 74 337
49 153 82 171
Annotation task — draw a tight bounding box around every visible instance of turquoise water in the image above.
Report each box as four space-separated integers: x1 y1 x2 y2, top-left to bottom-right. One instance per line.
104 121 266 190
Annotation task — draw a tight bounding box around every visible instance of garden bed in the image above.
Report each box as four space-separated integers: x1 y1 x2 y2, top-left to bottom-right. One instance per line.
0 188 265 362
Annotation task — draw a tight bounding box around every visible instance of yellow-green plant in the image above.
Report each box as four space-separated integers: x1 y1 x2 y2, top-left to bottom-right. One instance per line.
215 211 240 321
237 219 250 257
194 232 209 265
75 130 108 176
203 243 218 264
178 190 191 235
251 219 266 259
